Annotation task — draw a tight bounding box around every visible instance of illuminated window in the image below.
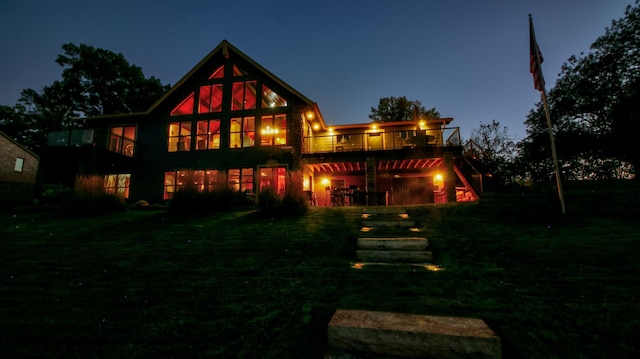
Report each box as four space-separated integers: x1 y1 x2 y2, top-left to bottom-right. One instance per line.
168 121 192 152
108 125 136 156
261 85 287 108
193 170 219 192
104 174 130 199
170 92 195 116
163 170 218 200
209 65 224 79
14 158 24 172
196 120 220 150
227 168 253 192
230 117 255 148
231 81 257 111
260 114 287 146
233 64 248 76
259 166 286 197
198 84 223 113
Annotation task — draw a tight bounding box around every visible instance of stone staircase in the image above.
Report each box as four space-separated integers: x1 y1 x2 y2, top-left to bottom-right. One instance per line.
357 207 433 266
327 207 502 358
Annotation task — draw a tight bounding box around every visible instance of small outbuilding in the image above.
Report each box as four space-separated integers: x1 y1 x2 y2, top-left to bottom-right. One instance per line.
0 130 40 208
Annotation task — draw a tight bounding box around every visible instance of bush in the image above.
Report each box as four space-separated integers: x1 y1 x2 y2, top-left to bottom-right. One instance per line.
257 170 309 217
257 186 282 213
64 175 126 216
168 170 255 214
281 170 309 216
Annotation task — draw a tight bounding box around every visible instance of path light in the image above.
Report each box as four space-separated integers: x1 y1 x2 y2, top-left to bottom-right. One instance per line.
425 265 444 272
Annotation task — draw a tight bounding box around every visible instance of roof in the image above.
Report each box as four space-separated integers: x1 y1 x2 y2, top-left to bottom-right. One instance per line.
81 40 326 126
0 130 40 160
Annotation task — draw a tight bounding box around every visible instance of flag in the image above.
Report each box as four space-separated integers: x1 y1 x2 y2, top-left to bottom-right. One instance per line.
529 15 545 92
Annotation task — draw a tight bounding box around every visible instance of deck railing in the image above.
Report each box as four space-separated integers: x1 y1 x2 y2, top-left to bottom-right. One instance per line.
303 127 460 154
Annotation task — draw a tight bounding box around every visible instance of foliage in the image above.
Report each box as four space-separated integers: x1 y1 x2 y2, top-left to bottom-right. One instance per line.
54 43 170 117
521 1 640 180
369 96 440 123
468 120 518 185
281 170 309 216
257 170 309 217
1 43 170 153
64 175 126 216
168 171 251 214
0 104 39 150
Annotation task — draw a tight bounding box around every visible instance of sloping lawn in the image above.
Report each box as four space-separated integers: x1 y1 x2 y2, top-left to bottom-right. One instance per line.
1 201 639 358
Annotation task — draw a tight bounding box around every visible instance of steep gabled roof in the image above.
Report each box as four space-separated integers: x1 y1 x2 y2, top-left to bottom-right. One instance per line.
82 40 326 126
147 40 318 114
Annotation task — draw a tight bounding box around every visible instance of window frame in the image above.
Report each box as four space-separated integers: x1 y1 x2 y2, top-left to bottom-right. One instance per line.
168 121 192 152
104 173 131 199
108 125 136 157
14 157 24 172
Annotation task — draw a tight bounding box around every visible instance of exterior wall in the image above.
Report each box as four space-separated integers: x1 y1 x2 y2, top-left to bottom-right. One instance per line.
0 132 40 207
0 134 39 184
75 51 314 203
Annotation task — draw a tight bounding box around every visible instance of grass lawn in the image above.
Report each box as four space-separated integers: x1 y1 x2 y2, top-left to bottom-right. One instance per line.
1 198 639 358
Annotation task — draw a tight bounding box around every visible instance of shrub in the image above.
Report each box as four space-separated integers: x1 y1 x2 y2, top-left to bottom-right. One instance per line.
257 170 309 217
64 175 126 216
169 170 255 214
257 186 282 213
281 170 309 216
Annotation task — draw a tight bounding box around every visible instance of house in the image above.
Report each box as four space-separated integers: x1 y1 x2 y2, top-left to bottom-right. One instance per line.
0 130 40 207
41 40 479 206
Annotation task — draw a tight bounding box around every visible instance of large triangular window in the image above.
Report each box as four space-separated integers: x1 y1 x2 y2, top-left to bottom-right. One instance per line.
233 64 248 77
261 85 287 108
209 65 224 80
170 92 195 116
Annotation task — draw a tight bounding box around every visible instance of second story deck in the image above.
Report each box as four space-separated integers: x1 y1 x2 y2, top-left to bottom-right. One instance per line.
302 127 461 154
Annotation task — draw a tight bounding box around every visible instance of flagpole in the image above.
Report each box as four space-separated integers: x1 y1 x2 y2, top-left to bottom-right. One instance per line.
529 14 566 214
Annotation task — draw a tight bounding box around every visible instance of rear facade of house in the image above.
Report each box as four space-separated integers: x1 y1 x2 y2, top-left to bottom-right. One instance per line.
42 40 479 206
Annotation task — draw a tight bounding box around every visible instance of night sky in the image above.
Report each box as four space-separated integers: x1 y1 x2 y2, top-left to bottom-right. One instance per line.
0 0 634 140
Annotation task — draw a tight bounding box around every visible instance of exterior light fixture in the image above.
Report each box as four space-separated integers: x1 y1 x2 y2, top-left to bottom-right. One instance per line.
313 123 320 131
321 178 329 186
306 111 314 120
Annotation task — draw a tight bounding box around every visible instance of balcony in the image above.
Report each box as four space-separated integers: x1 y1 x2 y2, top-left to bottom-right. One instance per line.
47 129 137 158
303 127 461 154
47 129 95 147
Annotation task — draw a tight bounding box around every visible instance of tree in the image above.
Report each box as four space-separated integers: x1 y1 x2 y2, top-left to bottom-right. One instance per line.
369 96 440 123
54 43 170 117
468 120 518 185
521 1 640 180
1 43 170 152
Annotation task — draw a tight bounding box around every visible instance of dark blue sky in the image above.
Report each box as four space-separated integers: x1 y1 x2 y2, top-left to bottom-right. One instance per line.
0 0 633 140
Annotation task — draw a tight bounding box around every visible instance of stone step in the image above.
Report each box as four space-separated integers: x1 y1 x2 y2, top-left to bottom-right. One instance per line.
327 309 502 359
362 207 406 215
356 250 433 263
360 227 423 236
357 237 428 251
362 220 415 228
